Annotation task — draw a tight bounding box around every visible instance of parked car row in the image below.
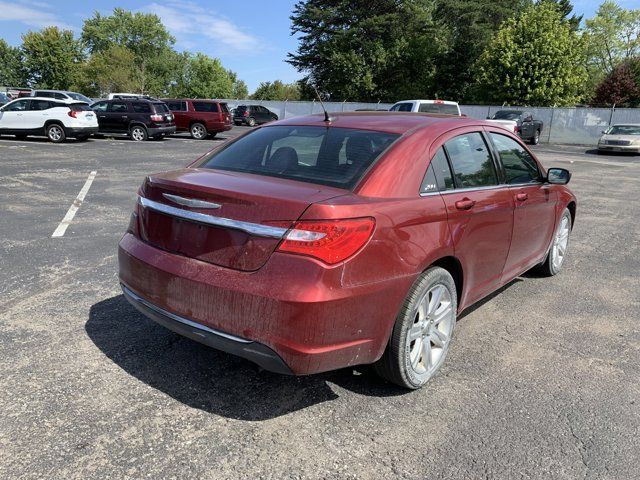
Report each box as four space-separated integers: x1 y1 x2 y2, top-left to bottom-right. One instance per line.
0 91 280 143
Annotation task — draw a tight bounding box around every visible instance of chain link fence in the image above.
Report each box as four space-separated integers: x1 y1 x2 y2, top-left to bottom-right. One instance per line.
222 99 640 146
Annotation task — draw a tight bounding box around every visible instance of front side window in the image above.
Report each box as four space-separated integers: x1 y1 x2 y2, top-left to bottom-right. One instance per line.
490 133 540 184
444 132 497 188
4 100 28 111
92 102 108 112
199 126 399 190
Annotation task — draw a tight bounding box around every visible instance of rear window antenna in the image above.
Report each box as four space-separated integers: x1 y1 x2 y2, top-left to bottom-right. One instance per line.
313 85 332 122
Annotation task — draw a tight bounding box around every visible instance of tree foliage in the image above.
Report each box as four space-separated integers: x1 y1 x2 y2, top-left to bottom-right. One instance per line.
0 40 26 86
21 27 84 89
170 53 234 98
476 3 587 106
252 80 301 100
76 45 138 96
228 71 249 99
591 59 640 107
287 0 446 102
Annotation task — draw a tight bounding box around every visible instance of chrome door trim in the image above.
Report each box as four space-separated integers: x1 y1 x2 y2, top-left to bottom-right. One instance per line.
121 285 252 344
162 193 222 209
138 196 288 238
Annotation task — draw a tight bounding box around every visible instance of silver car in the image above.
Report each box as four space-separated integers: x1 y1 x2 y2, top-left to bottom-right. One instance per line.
597 124 640 154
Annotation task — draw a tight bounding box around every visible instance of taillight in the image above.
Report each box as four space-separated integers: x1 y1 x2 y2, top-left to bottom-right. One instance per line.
150 114 163 122
276 218 375 264
243 110 249 116
68 110 78 118
514 125 520 133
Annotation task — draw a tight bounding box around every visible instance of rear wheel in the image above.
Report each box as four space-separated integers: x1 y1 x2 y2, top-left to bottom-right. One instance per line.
530 129 540 145
247 117 256 127
374 267 457 389
538 208 572 276
190 123 207 140
46 124 66 143
130 125 147 142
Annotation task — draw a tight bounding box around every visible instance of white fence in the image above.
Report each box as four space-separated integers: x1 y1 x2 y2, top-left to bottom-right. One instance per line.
222 99 640 146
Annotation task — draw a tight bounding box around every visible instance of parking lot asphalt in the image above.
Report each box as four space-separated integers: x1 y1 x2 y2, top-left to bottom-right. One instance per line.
1 130 639 479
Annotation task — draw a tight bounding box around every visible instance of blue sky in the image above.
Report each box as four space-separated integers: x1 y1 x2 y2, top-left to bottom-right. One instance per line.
0 0 629 93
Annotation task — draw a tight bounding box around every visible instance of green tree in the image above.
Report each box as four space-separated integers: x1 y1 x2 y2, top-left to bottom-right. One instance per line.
21 27 84 89
81 8 176 94
538 0 582 30
287 0 447 102
252 80 301 100
76 45 137 96
0 40 26 86
476 3 587 106
432 0 528 101
170 53 234 98
228 71 249 99
584 1 640 74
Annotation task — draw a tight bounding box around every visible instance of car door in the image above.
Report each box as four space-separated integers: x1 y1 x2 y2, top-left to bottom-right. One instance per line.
488 131 557 280
108 101 131 132
0 99 30 130
520 112 534 139
92 101 109 131
24 99 53 130
435 131 514 307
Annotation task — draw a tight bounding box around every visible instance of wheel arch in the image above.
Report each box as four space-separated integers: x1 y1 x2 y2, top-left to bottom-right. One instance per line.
566 201 576 229
129 122 147 132
429 256 464 305
44 119 65 130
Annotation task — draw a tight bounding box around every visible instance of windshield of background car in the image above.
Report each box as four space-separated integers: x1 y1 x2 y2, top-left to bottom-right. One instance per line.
606 125 640 135
199 125 400 190
67 92 92 103
390 103 413 112
0 93 8 102
418 103 459 115
493 111 523 120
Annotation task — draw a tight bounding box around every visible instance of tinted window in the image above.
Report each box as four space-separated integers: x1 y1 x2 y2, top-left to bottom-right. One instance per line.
29 100 53 111
92 102 108 112
111 102 128 112
235 105 248 114
200 126 399 190
5 100 28 111
165 101 185 111
220 103 229 113
418 103 459 115
444 133 497 188
493 110 522 120
420 165 439 194
390 102 413 112
132 102 151 113
490 133 540 184
429 148 454 191
153 103 169 113
193 102 218 112
54 93 66 99
35 92 55 98
66 92 92 103
70 103 92 111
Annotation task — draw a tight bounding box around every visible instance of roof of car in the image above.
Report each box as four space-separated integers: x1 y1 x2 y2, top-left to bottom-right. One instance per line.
162 98 222 102
272 111 483 135
15 96 81 104
611 123 640 127
393 99 459 105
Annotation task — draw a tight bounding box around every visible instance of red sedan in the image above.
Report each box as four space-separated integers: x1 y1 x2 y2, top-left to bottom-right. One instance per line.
119 112 576 389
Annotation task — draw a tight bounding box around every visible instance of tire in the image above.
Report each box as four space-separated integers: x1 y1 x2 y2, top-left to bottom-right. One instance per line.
530 129 540 145
190 122 207 140
130 125 147 142
46 124 66 143
247 117 256 127
374 267 457 389
537 208 572 276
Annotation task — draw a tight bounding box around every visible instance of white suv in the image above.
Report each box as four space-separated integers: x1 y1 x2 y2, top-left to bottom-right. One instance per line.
390 99 461 116
31 89 93 104
0 97 99 143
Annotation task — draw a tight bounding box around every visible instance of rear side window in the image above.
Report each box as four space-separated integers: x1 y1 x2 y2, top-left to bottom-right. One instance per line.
29 100 53 111
429 148 454 191
390 103 413 112
200 126 399 190
92 102 108 112
132 102 151 113
444 133 497 188
165 101 186 111
111 102 128 112
35 91 54 98
490 133 540 184
193 102 218 112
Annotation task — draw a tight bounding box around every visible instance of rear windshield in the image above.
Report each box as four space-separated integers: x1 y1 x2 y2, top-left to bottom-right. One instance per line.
153 103 169 113
220 102 229 113
493 110 522 120
235 105 247 113
418 103 459 115
70 103 93 111
199 126 399 190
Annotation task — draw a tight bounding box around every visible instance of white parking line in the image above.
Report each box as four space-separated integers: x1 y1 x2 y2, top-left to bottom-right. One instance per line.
51 171 97 238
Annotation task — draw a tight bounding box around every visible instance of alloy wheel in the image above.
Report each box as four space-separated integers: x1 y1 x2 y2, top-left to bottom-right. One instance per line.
191 124 206 139
405 284 455 376
48 125 63 142
551 214 570 271
131 127 145 141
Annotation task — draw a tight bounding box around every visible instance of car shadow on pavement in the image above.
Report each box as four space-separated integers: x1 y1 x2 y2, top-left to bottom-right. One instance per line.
86 295 406 421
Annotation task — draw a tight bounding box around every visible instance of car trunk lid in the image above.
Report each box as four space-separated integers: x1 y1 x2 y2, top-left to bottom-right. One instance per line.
138 168 347 271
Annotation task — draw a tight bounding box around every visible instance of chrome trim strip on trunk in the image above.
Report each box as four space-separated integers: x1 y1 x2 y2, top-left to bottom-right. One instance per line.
162 193 222 209
138 196 288 239
121 285 252 344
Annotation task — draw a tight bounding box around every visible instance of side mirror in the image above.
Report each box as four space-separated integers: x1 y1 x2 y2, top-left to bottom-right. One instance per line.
547 168 571 185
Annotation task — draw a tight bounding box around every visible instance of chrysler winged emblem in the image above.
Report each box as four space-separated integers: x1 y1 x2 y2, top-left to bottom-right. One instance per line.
162 193 222 209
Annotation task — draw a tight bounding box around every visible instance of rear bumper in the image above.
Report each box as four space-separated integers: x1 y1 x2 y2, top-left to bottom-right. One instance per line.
121 284 293 374
66 126 99 136
118 233 411 375
148 125 176 135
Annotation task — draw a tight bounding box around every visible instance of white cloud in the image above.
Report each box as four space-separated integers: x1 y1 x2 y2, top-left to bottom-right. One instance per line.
0 1 75 30
143 1 261 54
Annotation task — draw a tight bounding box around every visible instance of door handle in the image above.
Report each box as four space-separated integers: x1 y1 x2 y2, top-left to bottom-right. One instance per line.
455 198 476 210
121 115 128 119
99 115 106 118
515 193 528 202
